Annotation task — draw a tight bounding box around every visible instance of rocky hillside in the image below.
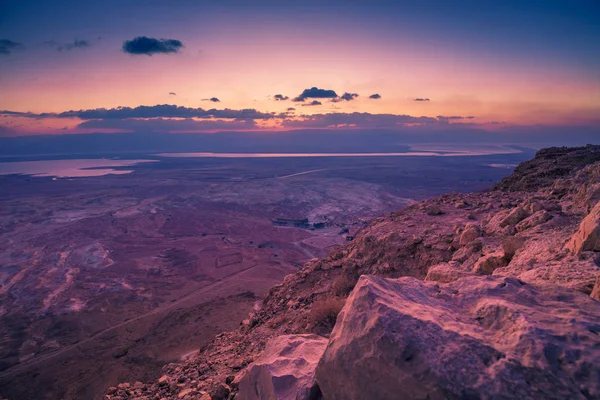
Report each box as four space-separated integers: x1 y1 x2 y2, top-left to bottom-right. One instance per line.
493 144 600 191
105 146 600 400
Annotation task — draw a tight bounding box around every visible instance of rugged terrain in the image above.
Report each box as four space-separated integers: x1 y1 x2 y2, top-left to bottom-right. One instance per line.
0 154 522 400
105 145 600 400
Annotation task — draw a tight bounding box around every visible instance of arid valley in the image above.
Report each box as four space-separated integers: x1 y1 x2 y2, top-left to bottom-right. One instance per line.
0 151 531 399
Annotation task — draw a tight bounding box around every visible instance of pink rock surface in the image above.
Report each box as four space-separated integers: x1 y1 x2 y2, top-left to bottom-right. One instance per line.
237 334 327 400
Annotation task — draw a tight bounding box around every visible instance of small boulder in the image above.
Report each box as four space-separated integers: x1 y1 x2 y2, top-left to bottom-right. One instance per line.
515 210 553 232
472 252 507 275
566 201 600 253
425 205 444 216
208 384 229 400
502 236 525 261
500 206 529 227
459 223 481 246
237 334 327 400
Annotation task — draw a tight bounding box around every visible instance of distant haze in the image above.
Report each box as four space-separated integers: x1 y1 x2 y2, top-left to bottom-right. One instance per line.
0 126 597 158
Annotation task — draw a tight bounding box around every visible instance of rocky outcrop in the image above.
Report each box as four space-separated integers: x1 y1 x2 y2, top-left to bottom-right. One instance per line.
493 145 600 192
316 275 600 400
236 334 327 400
566 201 600 253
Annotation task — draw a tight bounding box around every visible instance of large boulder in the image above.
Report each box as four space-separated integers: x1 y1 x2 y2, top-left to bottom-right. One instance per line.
316 275 600 400
566 201 600 253
237 334 327 400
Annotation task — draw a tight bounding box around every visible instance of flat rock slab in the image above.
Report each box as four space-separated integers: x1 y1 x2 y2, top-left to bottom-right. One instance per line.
316 275 600 400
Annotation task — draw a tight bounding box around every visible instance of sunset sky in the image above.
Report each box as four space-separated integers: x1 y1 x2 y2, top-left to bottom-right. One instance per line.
1 0 599 138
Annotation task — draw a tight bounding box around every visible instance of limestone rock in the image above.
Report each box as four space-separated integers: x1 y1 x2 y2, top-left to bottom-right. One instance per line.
459 223 481 246
574 182 600 214
510 257 599 294
515 210 553 232
472 252 507 275
237 334 327 400
501 236 525 260
500 206 529 227
566 201 600 253
316 275 600 400
591 274 600 301
424 263 473 283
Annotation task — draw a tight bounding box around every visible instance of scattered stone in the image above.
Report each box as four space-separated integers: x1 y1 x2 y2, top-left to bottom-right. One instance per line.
566 201 600 253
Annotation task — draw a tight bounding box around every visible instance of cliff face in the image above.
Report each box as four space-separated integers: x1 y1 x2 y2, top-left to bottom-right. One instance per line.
106 147 600 400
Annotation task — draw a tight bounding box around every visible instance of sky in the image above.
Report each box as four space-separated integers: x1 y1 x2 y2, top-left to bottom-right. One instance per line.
0 0 599 144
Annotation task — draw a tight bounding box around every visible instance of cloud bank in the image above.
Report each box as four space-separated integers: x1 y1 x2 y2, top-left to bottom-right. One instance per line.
1 105 276 120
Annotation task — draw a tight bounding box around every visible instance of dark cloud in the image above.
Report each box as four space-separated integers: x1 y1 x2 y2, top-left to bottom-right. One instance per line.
286 108 296 111
436 115 475 123
52 39 90 52
209 97 220 103
293 87 338 102
332 92 359 102
1 105 276 120
0 39 24 55
301 101 322 107
282 112 439 129
415 98 431 102
122 36 184 56
369 94 382 99
274 94 290 101
77 118 256 132
169 92 177 96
